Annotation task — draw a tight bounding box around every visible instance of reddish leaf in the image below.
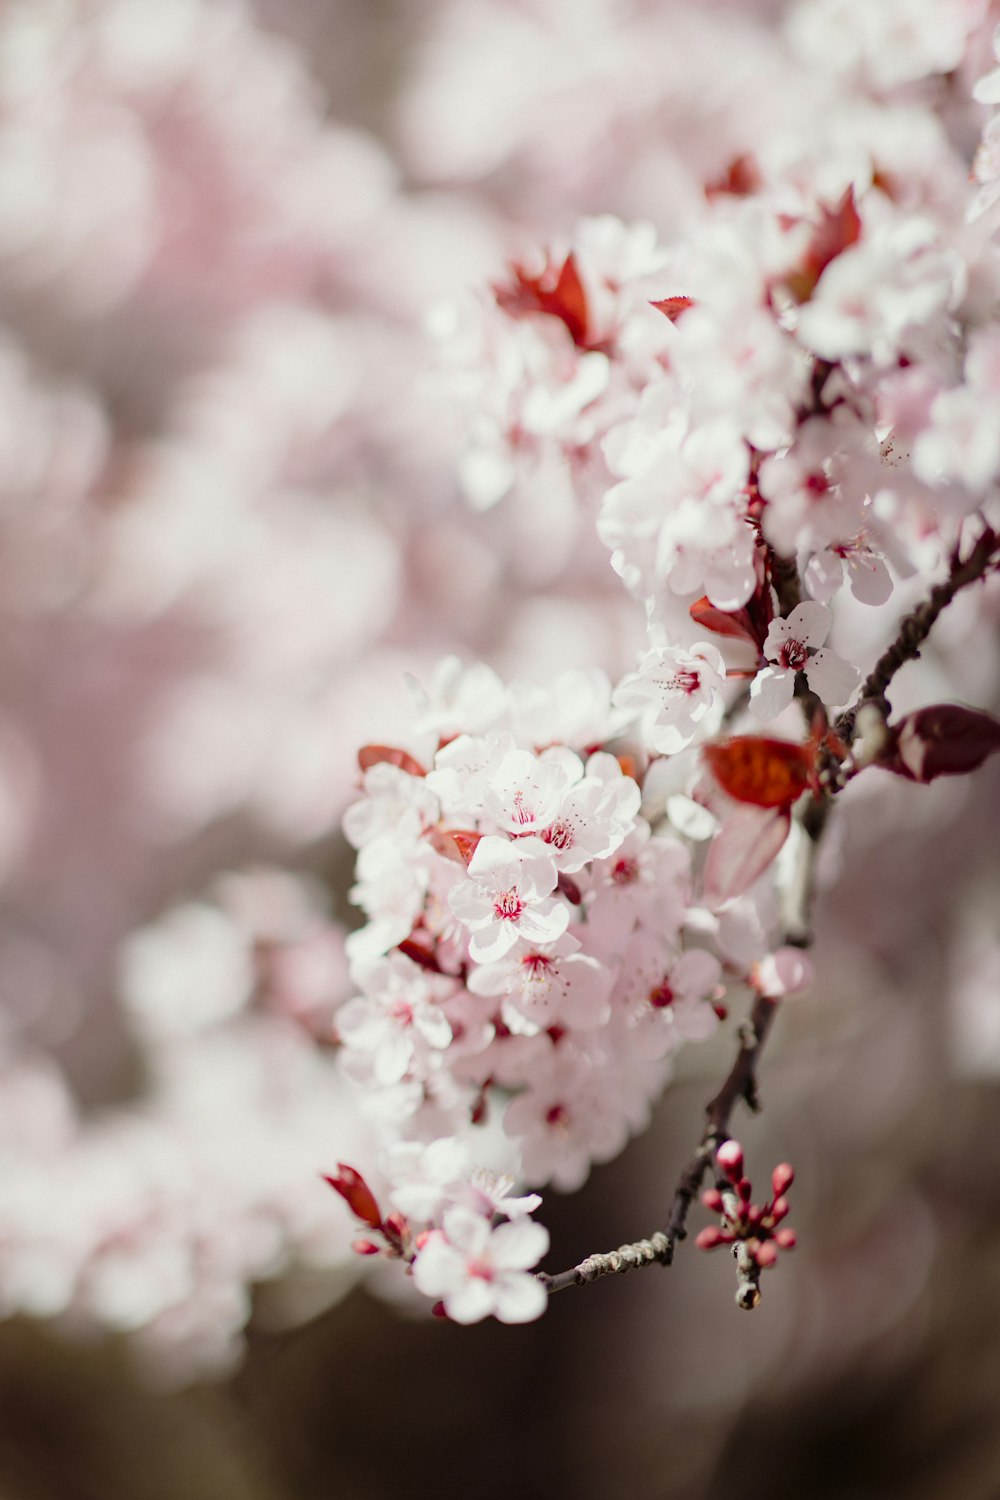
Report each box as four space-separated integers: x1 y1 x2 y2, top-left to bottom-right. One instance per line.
397 937 444 974
705 153 762 200
650 295 695 323
703 805 791 906
690 596 761 647
449 829 483 865
704 737 813 810
785 187 862 303
495 252 590 348
358 744 426 777
323 1164 382 1230
884 704 1000 783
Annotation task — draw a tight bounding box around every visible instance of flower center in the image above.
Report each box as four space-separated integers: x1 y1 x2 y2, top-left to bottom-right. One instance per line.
668 669 701 696
611 856 639 885
511 790 535 826
778 638 809 671
522 953 553 978
494 888 525 922
542 819 574 850
648 980 674 1009
805 471 829 498
545 1103 570 1131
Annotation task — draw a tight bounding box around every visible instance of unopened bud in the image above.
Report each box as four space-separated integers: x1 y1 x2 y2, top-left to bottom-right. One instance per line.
755 1241 779 1268
701 1188 725 1213
351 1238 381 1256
771 1163 795 1197
716 1140 744 1179
775 1227 797 1250
770 1196 790 1222
695 1225 729 1250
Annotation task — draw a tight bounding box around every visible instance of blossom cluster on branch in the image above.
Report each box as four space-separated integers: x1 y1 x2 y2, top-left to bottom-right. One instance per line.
3 0 1000 1378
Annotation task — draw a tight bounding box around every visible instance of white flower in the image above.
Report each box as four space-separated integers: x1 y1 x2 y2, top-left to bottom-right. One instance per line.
468 933 614 1031
482 746 578 836
448 836 568 963
412 1208 549 1324
749 601 859 719
613 643 727 754
337 954 453 1086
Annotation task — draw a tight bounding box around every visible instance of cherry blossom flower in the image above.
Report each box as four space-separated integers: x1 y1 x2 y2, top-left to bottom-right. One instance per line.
448 835 569 963
467 934 614 1032
612 643 727 754
412 1208 549 1324
749 601 860 720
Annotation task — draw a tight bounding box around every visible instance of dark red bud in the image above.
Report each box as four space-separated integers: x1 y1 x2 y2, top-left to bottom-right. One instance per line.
883 704 1000 783
323 1165 382 1230
770 1196 790 1222
351 1238 381 1256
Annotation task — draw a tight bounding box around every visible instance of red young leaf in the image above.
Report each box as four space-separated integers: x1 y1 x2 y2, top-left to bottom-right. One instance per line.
704 736 813 809
785 187 862 302
651 295 695 323
703 804 791 906
690 596 761 647
358 744 426 777
495 252 590 347
449 829 483 865
705 153 762 200
397 937 444 974
885 704 1000 783
323 1164 382 1230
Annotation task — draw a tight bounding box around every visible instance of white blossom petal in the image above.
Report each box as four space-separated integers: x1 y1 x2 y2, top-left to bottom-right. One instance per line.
748 666 796 720
804 647 860 706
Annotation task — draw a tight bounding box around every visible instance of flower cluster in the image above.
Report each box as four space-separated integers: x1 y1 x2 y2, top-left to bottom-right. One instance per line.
332 659 813 1318
696 1142 798 1310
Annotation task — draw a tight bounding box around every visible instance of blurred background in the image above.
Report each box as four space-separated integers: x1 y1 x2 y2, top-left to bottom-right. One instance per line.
1 0 999 1496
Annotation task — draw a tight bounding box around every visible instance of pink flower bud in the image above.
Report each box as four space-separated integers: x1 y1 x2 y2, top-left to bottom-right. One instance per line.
771 1163 795 1197
695 1225 729 1250
351 1238 381 1256
769 1195 790 1222
775 1228 797 1250
701 1188 725 1213
716 1140 744 1179
755 1241 779 1267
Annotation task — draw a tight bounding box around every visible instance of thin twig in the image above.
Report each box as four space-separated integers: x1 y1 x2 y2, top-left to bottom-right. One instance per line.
537 797 825 1298
537 990 780 1296
835 525 999 745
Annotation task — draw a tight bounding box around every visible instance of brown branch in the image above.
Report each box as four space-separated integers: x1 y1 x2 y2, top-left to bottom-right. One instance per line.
537 790 824 1299
835 525 999 745
537 991 781 1296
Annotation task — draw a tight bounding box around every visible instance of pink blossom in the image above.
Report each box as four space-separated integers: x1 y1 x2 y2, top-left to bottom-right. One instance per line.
412 1208 549 1324
750 601 860 719
613 643 727 754
448 835 568 963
